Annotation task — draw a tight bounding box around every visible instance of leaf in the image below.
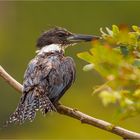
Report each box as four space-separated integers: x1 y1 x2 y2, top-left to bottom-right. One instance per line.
133 59 140 68
106 27 113 36
99 91 118 106
132 25 138 32
124 98 134 105
120 46 129 56
112 25 120 36
83 64 94 71
78 25 140 120
77 52 95 64
100 27 107 36
133 89 140 98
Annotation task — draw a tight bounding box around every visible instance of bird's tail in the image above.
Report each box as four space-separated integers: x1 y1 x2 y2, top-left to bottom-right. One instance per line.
5 90 56 126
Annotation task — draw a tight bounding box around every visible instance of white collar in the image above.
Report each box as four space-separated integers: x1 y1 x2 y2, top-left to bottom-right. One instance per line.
37 44 64 55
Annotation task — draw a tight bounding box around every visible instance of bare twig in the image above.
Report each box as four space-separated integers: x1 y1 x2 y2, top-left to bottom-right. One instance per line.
0 65 140 139
0 65 22 92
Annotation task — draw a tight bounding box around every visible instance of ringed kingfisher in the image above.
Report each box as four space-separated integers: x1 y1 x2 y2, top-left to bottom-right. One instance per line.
6 27 100 125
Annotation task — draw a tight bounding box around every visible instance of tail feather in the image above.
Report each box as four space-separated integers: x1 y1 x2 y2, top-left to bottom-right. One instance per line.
5 91 56 126
39 94 56 115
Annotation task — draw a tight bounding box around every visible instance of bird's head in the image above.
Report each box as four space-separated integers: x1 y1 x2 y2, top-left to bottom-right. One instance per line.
36 27 100 53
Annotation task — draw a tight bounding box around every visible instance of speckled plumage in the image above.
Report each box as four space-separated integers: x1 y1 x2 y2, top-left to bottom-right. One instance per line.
6 50 75 125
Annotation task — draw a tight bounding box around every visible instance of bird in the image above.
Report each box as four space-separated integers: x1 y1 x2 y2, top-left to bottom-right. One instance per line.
5 27 100 125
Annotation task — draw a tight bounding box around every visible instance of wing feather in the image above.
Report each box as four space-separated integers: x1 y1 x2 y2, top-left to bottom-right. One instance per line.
6 54 75 125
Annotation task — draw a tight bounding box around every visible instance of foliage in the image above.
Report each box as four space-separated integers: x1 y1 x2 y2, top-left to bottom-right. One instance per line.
78 25 140 120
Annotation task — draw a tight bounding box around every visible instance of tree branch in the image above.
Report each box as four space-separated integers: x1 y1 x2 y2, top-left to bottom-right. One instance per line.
0 65 22 92
0 65 140 139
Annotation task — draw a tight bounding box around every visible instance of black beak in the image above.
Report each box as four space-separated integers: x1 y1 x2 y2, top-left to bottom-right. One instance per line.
67 34 101 43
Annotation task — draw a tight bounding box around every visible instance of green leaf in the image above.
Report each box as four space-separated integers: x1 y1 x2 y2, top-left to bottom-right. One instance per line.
77 52 95 64
112 25 120 36
99 91 118 106
132 25 140 32
133 89 140 98
78 25 140 120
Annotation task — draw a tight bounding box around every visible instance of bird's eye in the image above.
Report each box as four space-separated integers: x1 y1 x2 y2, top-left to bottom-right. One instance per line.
58 33 64 37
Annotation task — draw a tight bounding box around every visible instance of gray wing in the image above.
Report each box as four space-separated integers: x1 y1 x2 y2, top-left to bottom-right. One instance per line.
47 56 76 102
22 54 76 114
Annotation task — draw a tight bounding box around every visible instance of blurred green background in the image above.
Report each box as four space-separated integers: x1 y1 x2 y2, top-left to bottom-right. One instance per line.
0 1 140 139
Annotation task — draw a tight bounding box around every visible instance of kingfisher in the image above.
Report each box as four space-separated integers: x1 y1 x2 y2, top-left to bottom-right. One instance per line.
6 27 100 125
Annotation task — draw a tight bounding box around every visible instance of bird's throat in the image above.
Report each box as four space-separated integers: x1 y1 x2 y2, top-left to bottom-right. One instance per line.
37 44 64 55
